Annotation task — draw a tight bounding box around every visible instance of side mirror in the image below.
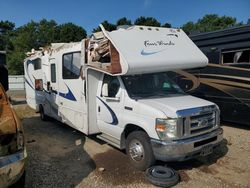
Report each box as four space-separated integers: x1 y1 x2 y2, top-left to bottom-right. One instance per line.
102 83 108 97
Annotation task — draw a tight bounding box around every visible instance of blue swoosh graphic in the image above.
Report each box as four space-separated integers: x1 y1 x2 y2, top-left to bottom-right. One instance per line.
25 60 35 89
59 85 77 101
141 49 166 56
96 96 118 125
25 78 34 90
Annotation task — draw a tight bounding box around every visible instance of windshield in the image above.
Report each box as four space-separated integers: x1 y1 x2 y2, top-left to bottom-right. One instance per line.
122 72 185 99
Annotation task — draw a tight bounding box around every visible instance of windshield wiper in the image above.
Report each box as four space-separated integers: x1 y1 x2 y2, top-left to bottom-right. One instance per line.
130 93 156 99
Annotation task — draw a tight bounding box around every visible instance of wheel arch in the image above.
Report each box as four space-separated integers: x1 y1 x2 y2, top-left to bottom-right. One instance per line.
120 124 148 149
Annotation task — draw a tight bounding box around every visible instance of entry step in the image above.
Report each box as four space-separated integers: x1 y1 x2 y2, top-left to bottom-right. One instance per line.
97 133 120 148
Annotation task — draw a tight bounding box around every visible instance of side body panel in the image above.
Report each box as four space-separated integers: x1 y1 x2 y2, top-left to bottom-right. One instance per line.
24 56 46 111
56 48 87 133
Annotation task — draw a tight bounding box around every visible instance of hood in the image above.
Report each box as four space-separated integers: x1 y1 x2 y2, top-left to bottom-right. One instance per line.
139 95 215 118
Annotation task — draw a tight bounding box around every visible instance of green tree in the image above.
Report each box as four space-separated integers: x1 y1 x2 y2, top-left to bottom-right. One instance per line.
196 14 238 32
12 21 39 51
7 21 38 74
182 14 242 34
7 51 25 75
92 20 116 32
0 21 15 34
6 19 87 74
181 21 196 34
0 20 15 51
37 19 58 47
116 17 132 26
162 22 172 28
134 16 161 27
57 22 87 42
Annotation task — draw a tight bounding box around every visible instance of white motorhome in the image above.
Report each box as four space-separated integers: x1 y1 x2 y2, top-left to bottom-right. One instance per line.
24 25 223 170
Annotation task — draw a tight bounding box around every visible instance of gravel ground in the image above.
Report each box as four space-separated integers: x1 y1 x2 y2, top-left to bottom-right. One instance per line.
12 104 250 188
9 90 250 188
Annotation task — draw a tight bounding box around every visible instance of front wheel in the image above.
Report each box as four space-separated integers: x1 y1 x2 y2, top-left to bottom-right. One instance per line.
126 131 155 171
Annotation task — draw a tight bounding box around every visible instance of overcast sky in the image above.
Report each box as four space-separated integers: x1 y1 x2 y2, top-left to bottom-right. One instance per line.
1 0 250 34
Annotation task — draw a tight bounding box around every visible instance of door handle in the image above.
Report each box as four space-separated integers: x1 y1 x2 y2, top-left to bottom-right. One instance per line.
60 102 63 105
98 106 100 112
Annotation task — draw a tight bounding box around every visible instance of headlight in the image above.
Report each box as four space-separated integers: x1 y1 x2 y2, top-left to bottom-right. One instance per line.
155 118 177 140
215 108 220 127
17 131 24 150
0 134 17 156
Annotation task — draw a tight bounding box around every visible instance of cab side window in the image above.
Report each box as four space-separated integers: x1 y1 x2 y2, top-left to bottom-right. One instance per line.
102 74 120 98
51 64 56 83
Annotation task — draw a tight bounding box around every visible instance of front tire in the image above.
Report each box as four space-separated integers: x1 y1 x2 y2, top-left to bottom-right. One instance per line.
126 131 155 171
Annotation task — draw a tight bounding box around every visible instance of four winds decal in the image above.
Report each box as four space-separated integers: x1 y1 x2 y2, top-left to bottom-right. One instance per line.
141 34 177 56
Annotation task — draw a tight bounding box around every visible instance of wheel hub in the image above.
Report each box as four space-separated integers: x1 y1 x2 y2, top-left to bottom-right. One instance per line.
129 139 144 161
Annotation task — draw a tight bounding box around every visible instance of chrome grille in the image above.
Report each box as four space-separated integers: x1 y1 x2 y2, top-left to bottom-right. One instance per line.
177 106 218 138
189 111 216 136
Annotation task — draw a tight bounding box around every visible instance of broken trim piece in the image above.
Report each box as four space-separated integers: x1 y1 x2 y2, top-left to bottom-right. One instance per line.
86 25 122 74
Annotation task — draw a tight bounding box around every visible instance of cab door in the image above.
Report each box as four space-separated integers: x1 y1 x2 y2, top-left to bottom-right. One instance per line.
96 74 124 139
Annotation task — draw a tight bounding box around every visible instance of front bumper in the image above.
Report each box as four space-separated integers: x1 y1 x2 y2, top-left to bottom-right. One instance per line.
0 148 27 187
151 128 223 161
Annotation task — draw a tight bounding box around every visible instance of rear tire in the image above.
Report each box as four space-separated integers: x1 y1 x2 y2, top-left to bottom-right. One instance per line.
126 131 155 171
39 105 47 121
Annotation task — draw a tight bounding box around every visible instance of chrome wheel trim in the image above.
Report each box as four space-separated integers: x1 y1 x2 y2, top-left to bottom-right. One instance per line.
129 139 145 161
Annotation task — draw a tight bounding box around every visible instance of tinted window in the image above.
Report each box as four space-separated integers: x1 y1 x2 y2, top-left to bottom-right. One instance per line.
27 58 41 70
102 75 120 97
63 52 81 79
222 49 250 64
34 59 41 70
51 64 56 83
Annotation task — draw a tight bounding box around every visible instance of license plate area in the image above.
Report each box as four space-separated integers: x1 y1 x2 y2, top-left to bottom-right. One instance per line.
200 145 213 156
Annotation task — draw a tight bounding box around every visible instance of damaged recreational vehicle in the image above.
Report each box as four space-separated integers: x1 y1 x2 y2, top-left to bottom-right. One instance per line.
24 25 223 170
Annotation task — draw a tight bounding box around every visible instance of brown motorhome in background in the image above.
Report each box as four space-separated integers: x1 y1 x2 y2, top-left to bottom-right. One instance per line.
169 24 250 125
